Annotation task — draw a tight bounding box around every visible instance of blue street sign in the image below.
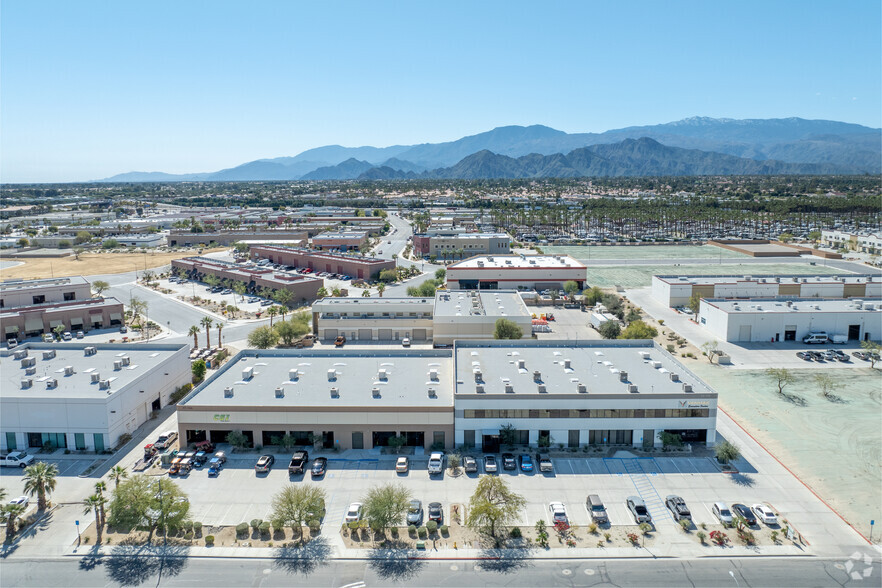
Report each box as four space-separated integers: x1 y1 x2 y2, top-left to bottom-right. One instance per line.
75 520 80 526
871 520 875 525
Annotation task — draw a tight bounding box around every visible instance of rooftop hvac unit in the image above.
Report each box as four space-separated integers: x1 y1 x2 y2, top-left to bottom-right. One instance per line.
682 383 693 393
428 387 437 398
91 372 101 383
475 384 485 393
563 359 572 369
21 378 33 389
533 370 542 382
327 369 337 381
670 373 680 382
744 275 752 281
537 384 547 393
638 351 650 360
473 369 482 382
628 384 639 393
619 371 628 382
21 357 36 368
99 379 111 390
242 366 254 380
25 367 36 376
289 369 299 381
865 303 876 310
517 359 525 369
428 368 439 381
504 383 514 393
775 277 781 282
84 346 97 356
121 356 131 366
13 349 28 360
378 368 388 381
650 361 661 369
274 387 284 398
223 386 234 398
47 378 58 389
786 300 793 307
64 365 74 376
577 383 587 393
42 350 56 360
330 387 339 398
372 387 381 398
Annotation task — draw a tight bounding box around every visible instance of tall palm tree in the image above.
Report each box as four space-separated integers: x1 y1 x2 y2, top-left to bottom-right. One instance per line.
23 462 59 511
267 306 278 327
94 481 108 526
3 502 26 542
216 322 225 349
188 326 200 350
83 494 106 543
108 466 128 489
200 316 213 348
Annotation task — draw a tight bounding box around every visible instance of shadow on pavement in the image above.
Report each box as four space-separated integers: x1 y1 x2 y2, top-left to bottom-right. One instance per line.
272 536 332 576
101 543 190 586
729 473 756 487
367 540 425 581
475 545 535 574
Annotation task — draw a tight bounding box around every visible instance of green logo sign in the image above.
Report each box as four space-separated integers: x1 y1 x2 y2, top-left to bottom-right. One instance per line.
213 414 230 422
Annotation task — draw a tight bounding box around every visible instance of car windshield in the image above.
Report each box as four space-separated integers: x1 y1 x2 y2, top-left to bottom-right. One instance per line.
592 504 604 511
635 506 647 514
720 509 731 516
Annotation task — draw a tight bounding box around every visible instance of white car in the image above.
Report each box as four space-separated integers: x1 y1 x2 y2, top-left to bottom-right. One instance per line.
401 337 410 347
751 504 778 525
344 502 363 524
428 452 444 475
8 495 29 508
395 456 409 473
549 502 568 525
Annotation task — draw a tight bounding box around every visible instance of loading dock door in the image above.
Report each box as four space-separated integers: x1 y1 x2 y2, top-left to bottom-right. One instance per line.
323 328 338 341
412 328 427 341
738 325 752 342
377 329 393 340
848 325 860 340
357 329 372 341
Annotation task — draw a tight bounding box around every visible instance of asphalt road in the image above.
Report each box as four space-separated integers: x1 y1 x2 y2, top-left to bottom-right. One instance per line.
1 554 877 587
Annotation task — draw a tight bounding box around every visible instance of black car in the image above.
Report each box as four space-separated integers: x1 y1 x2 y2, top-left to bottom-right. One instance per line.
732 503 756 526
427 502 443 524
807 351 824 361
463 456 478 473
501 453 516 470
795 351 812 361
311 457 327 477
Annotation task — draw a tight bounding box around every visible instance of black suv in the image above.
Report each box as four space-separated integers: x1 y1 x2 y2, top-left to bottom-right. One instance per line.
501 453 516 470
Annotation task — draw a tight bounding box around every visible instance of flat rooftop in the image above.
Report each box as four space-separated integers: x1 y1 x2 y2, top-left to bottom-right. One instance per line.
1 276 90 292
454 340 715 397
656 274 881 286
1 343 188 400
432 233 509 240
251 246 389 264
1 296 122 315
434 290 529 318
313 297 435 309
450 254 586 270
181 349 453 408
313 232 367 239
703 297 882 314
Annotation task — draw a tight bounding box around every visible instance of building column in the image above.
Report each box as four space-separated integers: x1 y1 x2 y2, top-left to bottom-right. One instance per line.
705 428 717 446
528 429 539 447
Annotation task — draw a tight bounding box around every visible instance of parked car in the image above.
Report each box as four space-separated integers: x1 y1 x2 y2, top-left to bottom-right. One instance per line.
536 454 553 472
260 299 273 306
154 430 178 450
335 335 346 347
549 502 568 525
712 502 734 524
288 451 309 475
819 350 836 361
344 502 363 523
587 494 609 524
795 351 812 361
731 503 756 526
401 337 410 347
427 502 443 524
43 333 54 342
483 455 498 473
751 504 778 525
518 454 534 472
827 349 850 362
208 457 224 476
119 326 128 334
62 332 72 341
802 332 828 344
76 331 84 339
428 452 444 475
6 338 18 348
852 351 871 361
406 499 423 525
168 457 183 475
665 495 692 521
8 495 29 508
501 453 516 470
311 457 327 477
395 456 409 473
626 496 652 523
463 456 478 473
255 454 275 473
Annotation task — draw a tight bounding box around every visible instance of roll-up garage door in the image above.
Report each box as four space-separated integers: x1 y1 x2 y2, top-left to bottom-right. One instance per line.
24 316 43 332
738 325 752 342
412 329 427 340
377 329 392 340
323 328 338 340
357 329 372 341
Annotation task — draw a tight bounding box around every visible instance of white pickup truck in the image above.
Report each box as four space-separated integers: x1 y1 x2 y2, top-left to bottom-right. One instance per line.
0 451 35 468
427 452 444 475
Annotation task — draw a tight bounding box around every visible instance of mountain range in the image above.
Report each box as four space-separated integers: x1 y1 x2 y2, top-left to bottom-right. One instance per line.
98 117 881 182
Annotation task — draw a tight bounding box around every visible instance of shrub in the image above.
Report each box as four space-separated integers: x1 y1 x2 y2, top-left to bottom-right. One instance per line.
604 532 611 542
666 344 676 353
440 525 449 536
770 530 779 543
510 526 522 538
84 536 91 544
193 521 202 533
205 535 215 545
697 530 707 543
251 519 262 531
426 521 438 534
588 523 598 534
408 524 417 536
639 522 652 535
390 527 399 537
308 520 320 532
418 526 428 539
184 531 194 540
679 518 691 532
627 532 639 545
236 523 249 537
348 521 360 531
259 521 271 535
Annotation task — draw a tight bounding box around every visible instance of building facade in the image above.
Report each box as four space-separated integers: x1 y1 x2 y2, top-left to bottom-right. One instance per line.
1 277 93 308
250 245 395 280
433 290 531 345
312 297 434 342
171 257 323 302
2 297 125 341
822 230 882 254
168 230 310 247
446 254 586 291
311 231 368 251
413 231 511 259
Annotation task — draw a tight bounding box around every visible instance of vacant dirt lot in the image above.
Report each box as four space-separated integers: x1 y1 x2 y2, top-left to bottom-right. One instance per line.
0 249 224 280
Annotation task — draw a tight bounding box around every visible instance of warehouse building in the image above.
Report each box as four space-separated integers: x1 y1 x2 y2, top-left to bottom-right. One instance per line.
454 340 718 450
1 343 191 452
312 297 435 342
250 245 395 281
168 230 309 247
652 274 882 307
412 231 511 259
176 349 454 450
698 297 882 343
171 257 323 302
1 277 93 308
2 297 125 341
102 233 165 248
433 290 531 345
311 231 368 251
446 254 586 291
822 230 882 254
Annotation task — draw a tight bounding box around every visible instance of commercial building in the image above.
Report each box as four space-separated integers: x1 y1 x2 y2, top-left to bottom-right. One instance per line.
176 349 454 450
250 245 395 281
1 343 191 452
172 257 323 302
168 230 310 247
312 297 434 342
698 297 882 343
652 274 882 308
412 231 511 259
453 340 718 450
822 230 882 254
2 297 125 341
433 290 531 345
1 277 93 308
446 254 586 291
102 234 165 248
311 231 368 251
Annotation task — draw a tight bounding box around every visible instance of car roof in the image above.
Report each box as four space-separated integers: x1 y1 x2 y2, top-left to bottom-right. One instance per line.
714 501 728 509
428 502 441 507
627 495 644 503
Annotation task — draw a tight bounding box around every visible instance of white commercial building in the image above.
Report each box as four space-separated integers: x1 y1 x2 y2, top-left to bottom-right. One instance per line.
433 290 532 345
312 297 435 342
698 297 882 343
1 343 191 452
822 230 882 254
652 274 882 307
446 254 586 291
103 233 165 248
1 276 93 308
453 340 718 450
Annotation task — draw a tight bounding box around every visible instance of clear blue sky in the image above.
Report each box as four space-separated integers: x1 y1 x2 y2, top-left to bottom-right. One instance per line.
2 0 880 183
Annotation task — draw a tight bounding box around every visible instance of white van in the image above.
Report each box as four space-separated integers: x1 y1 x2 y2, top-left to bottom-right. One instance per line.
830 334 848 345
802 332 828 344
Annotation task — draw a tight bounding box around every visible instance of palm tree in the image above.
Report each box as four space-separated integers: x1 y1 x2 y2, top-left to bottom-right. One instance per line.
3 502 26 542
267 306 278 327
23 462 59 511
549 290 559 308
362 289 371 297
200 316 213 348
377 283 386 298
94 481 108 526
216 321 225 348
188 325 200 350
83 494 106 543
108 465 128 489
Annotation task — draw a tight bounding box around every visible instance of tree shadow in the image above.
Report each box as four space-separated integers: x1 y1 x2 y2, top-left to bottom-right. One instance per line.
776 391 807 406
729 473 756 487
272 536 332 576
367 540 425 582
78 546 104 571
475 544 536 574
103 543 190 586
820 393 848 404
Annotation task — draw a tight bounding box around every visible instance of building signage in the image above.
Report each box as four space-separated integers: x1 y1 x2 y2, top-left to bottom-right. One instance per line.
679 400 710 408
213 414 230 422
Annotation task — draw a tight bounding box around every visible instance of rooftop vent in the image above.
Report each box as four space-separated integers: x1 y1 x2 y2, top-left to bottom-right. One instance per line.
25 367 36 376
670 373 680 382
91 372 101 383
46 378 58 389
533 370 542 382
330 387 339 398
121 356 131 366
289 369 299 381
64 365 74 376
428 368 439 381
13 349 28 360
42 350 56 360
517 359 526 369
21 357 36 368
628 384 639 393
504 383 514 393
242 366 254 380
650 361 661 369
274 387 284 398
99 379 111 390
619 371 628 382
372 387 381 398
537 384 547 393
113 360 123 370
327 369 337 381
84 346 97 356
379 368 389 381
428 387 437 398
682 383 693 393
21 378 33 389
563 359 572 369
223 386 234 398
638 351 650 360
475 384 485 393
577 383 587 393
473 368 482 382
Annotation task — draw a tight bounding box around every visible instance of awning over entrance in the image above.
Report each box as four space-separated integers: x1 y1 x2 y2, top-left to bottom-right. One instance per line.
70 317 84 327
109 313 122 321
5 325 20 334
24 316 43 331
49 319 64 328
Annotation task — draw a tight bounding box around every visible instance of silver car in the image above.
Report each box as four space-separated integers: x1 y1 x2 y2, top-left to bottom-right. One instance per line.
626 496 652 523
406 499 423 525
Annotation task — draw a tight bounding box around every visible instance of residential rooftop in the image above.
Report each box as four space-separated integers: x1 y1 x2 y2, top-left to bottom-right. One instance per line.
703 297 882 313
449 254 586 270
454 340 715 397
180 349 454 408
434 290 529 318
655 274 881 286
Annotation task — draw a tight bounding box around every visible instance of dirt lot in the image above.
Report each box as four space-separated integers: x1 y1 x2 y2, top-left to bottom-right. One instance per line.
0 249 224 280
